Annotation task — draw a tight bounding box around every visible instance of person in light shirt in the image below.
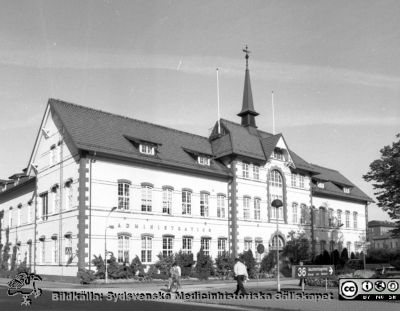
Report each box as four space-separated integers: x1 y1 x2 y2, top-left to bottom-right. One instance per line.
233 258 249 295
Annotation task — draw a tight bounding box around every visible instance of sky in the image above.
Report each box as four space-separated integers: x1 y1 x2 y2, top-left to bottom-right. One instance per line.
0 0 399 221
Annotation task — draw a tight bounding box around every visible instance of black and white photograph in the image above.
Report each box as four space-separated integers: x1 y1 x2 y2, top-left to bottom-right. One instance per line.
0 1 399 310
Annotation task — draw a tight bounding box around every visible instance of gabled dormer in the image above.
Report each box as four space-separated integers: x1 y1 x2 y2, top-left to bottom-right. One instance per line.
183 147 212 167
260 134 295 168
124 135 161 157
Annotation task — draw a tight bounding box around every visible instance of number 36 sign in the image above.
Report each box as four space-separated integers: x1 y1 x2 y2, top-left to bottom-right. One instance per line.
294 265 334 278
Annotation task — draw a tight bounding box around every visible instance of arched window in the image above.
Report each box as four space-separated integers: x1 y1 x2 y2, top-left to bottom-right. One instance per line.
270 235 285 250
269 170 283 188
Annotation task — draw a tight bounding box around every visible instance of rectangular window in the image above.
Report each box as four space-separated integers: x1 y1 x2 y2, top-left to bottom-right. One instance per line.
118 182 130 210
139 144 155 155
344 187 350 194
65 237 72 262
253 165 260 180
118 235 130 263
218 238 226 257
41 193 48 221
65 182 73 210
244 239 252 251
17 207 21 226
270 195 283 219
27 202 31 224
242 163 249 178
162 188 173 214
243 197 250 220
141 185 152 212
41 240 46 263
52 187 59 214
300 204 307 224
345 211 350 228
346 242 351 252
8 209 12 227
254 198 261 220
50 145 56 166
201 238 211 256
182 237 192 254
198 156 210 166
299 175 305 188
319 208 326 227
200 192 209 217
320 240 326 254
292 203 298 224
217 195 225 218
328 209 333 227
272 149 284 160
353 212 358 229
52 239 58 264
141 236 152 263
182 190 191 215
163 236 173 257
291 174 297 187
337 210 342 226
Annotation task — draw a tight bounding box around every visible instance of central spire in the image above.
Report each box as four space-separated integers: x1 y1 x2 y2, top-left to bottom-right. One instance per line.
237 45 259 128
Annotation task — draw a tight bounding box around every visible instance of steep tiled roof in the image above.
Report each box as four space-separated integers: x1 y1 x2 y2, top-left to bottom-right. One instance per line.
259 135 281 159
368 220 396 227
49 99 230 178
310 164 372 202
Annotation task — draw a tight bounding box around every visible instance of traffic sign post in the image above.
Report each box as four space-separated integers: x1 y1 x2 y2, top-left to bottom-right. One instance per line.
294 265 335 279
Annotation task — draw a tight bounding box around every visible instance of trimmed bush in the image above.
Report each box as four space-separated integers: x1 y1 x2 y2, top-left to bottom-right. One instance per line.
175 251 194 277
239 250 257 278
195 247 214 280
77 268 96 284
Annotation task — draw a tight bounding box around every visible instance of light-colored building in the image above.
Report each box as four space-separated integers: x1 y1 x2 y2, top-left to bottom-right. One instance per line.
368 220 400 250
0 53 372 278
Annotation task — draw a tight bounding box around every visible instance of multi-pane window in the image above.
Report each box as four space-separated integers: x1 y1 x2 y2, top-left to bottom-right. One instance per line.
217 195 226 218
8 209 12 227
50 145 57 166
162 187 173 214
52 186 59 214
270 195 283 219
182 190 192 215
200 192 209 217
41 193 48 221
118 235 130 263
353 212 358 229
345 211 350 228
182 237 192 254
337 210 342 226
17 205 21 226
253 165 260 180
41 240 46 263
65 236 72 262
163 236 173 257
299 175 305 188
242 163 249 178
291 174 297 187
139 144 155 155
244 239 252 251
141 236 152 263
201 237 211 256
118 182 130 210
346 242 351 252
52 238 58 264
269 170 283 187
217 238 226 257
254 198 261 220
198 156 210 166
271 235 284 248
343 187 350 194
328 209 334 227
319 207 326 227
141 185 152 212
65 181 73 210
27 201 32 224
243 197 250 220
272 148 284 160
292 203 298 224
300 204 307 224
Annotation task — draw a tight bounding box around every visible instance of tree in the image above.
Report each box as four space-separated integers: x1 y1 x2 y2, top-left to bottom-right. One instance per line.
175 251 194 277
215 251 235 277
92 254 105 279
129 255 144 276
260 251 276 273
364 133 400 236
239 250 257 278
155 253 174 276
340 248 349 266
322 250 331 265
331 249 340 267
195 247 214 280
282 231 310 264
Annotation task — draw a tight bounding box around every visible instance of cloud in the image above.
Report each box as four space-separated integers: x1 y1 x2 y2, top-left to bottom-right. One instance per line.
1 47 400 89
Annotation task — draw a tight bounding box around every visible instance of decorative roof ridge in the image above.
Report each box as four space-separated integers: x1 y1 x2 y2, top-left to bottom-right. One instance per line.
49 98 210 141
220 118 274 136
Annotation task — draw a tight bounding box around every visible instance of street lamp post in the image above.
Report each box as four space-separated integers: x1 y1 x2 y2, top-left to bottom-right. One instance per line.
271 199 283 292
105 206 117 284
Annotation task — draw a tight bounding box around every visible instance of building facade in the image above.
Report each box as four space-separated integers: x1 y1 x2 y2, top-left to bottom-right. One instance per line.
368 220 400 250
0 54 372 277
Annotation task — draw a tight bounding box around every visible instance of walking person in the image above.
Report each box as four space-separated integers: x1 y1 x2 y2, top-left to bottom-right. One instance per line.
168 262 181 292
233 258 249 295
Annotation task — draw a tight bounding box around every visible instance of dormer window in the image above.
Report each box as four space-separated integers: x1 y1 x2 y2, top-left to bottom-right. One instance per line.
272 148 284 161
317 182 325 189
139 144 155 155
343 187 350 194
198 156 210 166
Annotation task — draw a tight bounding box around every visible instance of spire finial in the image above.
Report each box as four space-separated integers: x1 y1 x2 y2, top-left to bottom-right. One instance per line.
242 45 250 68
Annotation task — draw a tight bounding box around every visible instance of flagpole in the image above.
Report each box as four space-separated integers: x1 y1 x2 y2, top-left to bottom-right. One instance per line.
272 91 275 135
216 68 221 135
